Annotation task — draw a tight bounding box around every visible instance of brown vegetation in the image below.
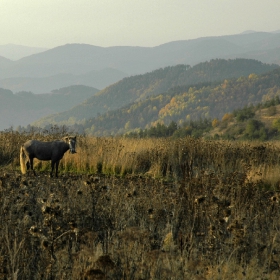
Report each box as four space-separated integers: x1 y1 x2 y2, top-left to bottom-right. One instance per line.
1 130 280 279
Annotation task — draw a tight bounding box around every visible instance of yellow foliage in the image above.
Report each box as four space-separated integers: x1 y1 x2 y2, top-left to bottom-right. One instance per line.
222 113 233 122
212 118 219 128
222 79 228 89
248 73 258 80
124 121 131 130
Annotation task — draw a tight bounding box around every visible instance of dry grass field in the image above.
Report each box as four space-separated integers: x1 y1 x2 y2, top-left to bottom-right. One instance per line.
1 130 280 279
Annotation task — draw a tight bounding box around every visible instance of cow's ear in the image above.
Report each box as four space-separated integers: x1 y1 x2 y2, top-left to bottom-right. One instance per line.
64 136 69 142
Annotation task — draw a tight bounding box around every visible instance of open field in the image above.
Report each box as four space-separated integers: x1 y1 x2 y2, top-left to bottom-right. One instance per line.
1 131 280 279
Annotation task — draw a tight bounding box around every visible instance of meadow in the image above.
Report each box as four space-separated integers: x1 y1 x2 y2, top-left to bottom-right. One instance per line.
1 129 280 279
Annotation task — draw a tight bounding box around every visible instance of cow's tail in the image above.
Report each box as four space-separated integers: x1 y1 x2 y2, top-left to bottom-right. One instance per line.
20 146 27 174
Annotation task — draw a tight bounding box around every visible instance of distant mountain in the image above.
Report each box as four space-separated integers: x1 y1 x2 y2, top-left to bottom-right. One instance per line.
3 32 279 77
1 32 280 93
31 58 279 129
0 85 99 130
0 68 127 94
0 44 48 60
0 55 12 67
240 30 257 34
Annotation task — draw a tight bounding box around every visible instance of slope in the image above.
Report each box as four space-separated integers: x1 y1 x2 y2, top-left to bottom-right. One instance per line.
0 85 99 130
32 59 279 128
82 68 280 136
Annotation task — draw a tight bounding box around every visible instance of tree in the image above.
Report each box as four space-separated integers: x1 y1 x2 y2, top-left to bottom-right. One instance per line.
124 121 131 130
248 73 258 80
244 119 267 140
267 106 277 116
167 121 178 136
212 118 219 128
235 106 255 122
222 113 233 122
272 118 280 132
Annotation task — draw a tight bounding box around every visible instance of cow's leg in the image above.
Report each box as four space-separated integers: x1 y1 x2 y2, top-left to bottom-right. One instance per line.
26 160 30 170
30 158 36 176
55 160 60 177
50 160 55 177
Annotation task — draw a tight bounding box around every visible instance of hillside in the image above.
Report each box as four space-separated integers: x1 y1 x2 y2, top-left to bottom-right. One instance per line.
0 85 99 130
120 97 280 141
80 68 280 136
208 99 280 141
1 32 280 93
32 59 279 128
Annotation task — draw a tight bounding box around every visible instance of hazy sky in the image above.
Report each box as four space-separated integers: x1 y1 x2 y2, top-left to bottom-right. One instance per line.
1 0 280 48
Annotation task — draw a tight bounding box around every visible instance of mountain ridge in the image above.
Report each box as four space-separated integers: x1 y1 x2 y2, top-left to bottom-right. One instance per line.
1 32 280 93
0 44 48 60
0 68 127 94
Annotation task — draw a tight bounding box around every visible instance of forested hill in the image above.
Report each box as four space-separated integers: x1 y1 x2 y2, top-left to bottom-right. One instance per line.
83 68 280 136
32 59 279 127
0 85 99 130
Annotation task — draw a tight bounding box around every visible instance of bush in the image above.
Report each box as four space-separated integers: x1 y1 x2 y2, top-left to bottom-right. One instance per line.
243 119 267 140
272 118 280 132
235 106 255 122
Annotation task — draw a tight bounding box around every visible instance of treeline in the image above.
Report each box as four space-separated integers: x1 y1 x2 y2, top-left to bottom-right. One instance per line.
125 119 212 139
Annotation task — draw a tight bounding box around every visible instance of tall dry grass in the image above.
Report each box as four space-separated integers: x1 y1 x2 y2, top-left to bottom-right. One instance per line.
1 129 280 185
1 130 280 278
